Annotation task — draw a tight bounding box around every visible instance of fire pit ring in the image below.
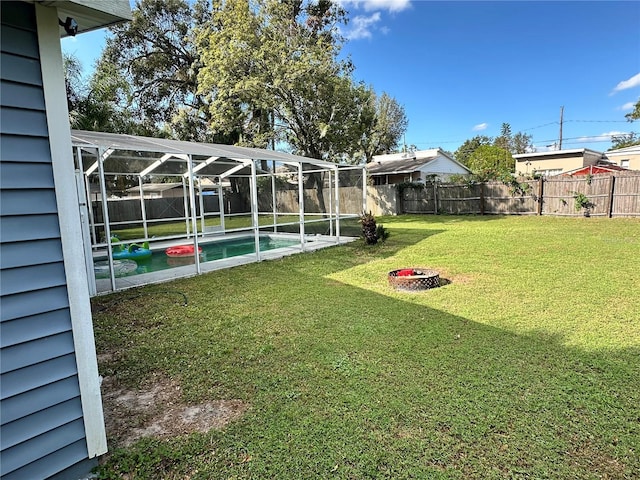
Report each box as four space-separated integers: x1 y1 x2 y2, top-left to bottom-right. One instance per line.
388 268 440 291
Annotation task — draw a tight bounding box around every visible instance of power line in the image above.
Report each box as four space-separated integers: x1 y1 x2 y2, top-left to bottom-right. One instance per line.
565 119 631 123
517 119 628 133
521 121 558 132
531 132 639 146
408 130 638 151
409 121 635 149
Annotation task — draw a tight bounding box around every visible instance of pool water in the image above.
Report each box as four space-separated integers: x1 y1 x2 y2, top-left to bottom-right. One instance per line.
96 236 299 278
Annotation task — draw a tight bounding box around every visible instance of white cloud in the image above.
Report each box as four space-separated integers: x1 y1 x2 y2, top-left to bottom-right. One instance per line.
576 131 627 143
340 0 412 13
619 101 636 111
611 72 640 95
338 1 411 40
472 123 488 131
343 12 381 40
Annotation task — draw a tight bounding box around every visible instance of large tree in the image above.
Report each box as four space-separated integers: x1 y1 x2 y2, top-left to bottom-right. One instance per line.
511 131 534 154
493 122 512 152
359 91 408 162
198 0 344 153
613 99 640 148
494 122 533 154
63 53 84 114
193 0 264 145
454 135 492 166
196 0 408 213
611 132 640 149
64 53 144 134
101 0 224 141
197 0 406 162
625 99 640 122
455 124 532 170
84 0 407 164
466 145 514 180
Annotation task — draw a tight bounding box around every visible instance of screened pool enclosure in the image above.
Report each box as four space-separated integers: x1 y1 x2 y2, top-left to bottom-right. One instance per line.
72 130 366 294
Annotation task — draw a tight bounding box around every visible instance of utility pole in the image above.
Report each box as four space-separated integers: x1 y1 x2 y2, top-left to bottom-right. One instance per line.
558 106 564 150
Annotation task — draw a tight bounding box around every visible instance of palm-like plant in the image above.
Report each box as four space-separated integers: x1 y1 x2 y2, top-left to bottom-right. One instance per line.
359 211 388 245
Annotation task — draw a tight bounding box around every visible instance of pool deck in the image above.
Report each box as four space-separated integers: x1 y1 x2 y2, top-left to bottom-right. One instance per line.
94 233 357 295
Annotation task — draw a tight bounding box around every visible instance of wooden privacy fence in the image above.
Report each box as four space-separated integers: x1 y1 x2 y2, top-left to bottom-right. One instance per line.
396 173 640 217
542 174 640 217
92 196 223 224
94 186 365 224
258 187 364 214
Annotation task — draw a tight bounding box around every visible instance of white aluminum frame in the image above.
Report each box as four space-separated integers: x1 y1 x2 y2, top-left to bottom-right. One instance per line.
73 131 365 293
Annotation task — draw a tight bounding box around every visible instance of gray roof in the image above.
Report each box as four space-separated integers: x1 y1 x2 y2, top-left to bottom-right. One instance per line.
367 157 436 175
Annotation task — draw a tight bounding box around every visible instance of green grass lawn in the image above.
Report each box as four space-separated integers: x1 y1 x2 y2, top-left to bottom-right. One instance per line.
92 215 640 479
110 214 361 241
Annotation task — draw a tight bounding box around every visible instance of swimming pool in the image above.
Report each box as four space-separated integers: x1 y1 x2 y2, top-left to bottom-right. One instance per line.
95 235 300 278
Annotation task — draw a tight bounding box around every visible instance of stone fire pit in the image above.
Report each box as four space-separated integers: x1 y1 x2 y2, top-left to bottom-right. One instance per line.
388 268 440 291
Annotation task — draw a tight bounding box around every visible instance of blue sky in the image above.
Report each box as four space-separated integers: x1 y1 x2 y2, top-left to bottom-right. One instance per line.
62 0 640 154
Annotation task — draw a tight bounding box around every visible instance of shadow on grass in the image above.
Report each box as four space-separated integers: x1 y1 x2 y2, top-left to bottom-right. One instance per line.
92 227 639 480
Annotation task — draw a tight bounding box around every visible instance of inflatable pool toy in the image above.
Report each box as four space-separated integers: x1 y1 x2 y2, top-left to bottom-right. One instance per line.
111 238 152 261
165 244 202 257
94 259 138 279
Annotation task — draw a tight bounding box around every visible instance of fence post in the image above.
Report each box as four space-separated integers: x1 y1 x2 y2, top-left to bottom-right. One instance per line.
607 175 616 218
479 183 485 215
433 182 438 214
537 177 544 215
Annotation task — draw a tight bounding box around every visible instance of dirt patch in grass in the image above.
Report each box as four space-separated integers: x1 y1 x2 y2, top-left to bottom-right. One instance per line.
566 440 628 478
433 268 476 286
101 374 247 447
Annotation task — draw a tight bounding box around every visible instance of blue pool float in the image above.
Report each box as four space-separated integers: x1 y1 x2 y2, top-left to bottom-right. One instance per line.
111 238 152 261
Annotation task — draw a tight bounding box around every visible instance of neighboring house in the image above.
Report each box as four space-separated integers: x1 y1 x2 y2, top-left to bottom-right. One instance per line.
367 149 472 185
604 144 640 170
0 2 131 479
513 148 604 176
514 146 640 176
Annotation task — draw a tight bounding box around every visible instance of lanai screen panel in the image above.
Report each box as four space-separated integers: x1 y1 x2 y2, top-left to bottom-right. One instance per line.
80 149 192 244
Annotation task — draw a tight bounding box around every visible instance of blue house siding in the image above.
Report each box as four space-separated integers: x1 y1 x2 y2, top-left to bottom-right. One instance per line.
0 2 92 478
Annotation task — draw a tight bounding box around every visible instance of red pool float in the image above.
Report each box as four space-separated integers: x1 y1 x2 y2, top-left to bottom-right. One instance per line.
165 245 202 258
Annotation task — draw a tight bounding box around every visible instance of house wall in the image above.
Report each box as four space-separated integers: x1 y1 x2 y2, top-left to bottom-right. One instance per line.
417 156 470 181
515 151 602 175
605 150 640 170
1 2 106 479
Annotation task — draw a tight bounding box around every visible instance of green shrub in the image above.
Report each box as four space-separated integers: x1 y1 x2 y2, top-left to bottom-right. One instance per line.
359 211 389 245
